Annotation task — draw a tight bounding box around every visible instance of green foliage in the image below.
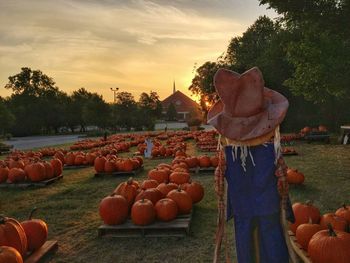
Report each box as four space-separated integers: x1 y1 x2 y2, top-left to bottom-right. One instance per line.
166 103 177 121
0 97 15 134
189 2 350 131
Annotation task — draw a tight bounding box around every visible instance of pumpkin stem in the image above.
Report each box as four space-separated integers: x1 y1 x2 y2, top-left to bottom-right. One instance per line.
0 215 6 224
305 200 313 206
177 186 182 191
127 177 133 184
343 204 348 210
29 207 38 220
327 223 337 237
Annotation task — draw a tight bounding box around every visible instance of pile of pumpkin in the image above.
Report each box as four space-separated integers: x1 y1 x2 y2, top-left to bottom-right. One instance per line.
99 155 204 226
290 201 350 263
183 154 219 169
0 209 49 263
281 147 297 155
94 156 143 174
300 125 328 135
0 157 63 184
137 140 187 158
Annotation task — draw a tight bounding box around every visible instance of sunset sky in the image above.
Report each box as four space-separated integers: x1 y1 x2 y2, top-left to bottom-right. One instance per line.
0 0 276 102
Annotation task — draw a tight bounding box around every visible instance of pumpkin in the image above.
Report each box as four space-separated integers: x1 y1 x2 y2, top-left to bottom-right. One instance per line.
290 201 320 233
74 155 85 166
167 187 192 214
185 157 199 168
318 125 328 132
141 179 159 190
99 194 128 225
135 188 163 205
26 162 47 182
114 178 138 207
0 166 9 183
64 152 76 166
308 224 350 263
0 246 23 263
131 199 156 226
50 158 63 177
9 159 25 169
155 198 178 222
43 162 54 179
210 155 219 167
286 168 305 184
320 213 348 231
54 151 65 164
119 159 133 172
335 205 350 223
157 182 178 197
169 171 190 185
94 156 107 173
85 153 97 165
182 181 204 204
0 216 27 256
8 168 26 183
134 156 143 166
198 155 211 168
148 169 169 184
296 219 323 250
104 160 116 173
175 151 186 158
20 208 48 251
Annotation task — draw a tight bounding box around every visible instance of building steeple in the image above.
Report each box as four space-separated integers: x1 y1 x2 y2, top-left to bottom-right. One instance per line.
173 80 176 94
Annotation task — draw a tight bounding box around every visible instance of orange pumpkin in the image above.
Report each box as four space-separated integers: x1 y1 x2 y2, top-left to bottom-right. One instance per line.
104 160 116 173
182 181 204 204
286 168 305 184
99 194 128 225
94 156 107 173
64 152 76 166
210 155 219 167
0 167 8 184
148 169 169 184
296 220 323 250
155 198 178 222
119 159 134 172
26 162 46 182
20 208 48 251
308 224 350 263
141 179 159 190
43 162 54 179
0 216 27 256
8 168 26 183
169 171 190 185
114 178 138 207
198 155 211 168
131 199 156 226
156 182 178 197
0 246 23 263
320 213 348 231
335 205 350 223
50 158 63 177
290 201 320 233
135 188 163 205
167 188 192 214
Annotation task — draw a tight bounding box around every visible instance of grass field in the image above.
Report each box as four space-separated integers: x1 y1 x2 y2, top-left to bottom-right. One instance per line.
0 140 349 262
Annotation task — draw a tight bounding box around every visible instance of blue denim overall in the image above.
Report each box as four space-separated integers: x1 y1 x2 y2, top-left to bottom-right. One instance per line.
225 143 290 263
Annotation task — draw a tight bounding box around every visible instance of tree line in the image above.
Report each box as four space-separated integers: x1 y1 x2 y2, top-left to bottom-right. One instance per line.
0 67 165 136
189 0 350 131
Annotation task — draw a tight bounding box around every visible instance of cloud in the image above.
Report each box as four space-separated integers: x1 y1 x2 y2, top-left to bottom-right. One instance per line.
0 0 276 101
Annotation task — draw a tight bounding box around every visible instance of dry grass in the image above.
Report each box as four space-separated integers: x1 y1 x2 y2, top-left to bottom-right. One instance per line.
0 140 349 262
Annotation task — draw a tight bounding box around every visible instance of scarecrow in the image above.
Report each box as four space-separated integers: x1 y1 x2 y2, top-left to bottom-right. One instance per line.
207 67 296 263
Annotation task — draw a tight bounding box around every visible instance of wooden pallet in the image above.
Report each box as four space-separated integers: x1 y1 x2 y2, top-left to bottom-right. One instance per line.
94 166 144 178
0 175 63 188
189 167 215 174
24 240 58 263
288 231 312 263
63 165 91 170
98 212 192 238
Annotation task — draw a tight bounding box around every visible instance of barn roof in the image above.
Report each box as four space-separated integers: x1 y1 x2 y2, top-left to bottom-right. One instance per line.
161 91 199 112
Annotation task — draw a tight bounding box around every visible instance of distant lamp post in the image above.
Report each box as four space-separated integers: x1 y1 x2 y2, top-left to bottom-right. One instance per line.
110 87 119 132
110 87 119 103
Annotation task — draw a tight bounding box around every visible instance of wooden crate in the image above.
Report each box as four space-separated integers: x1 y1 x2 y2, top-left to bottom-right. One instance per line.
0 175 63 188
288 231 312 263
63 165 91 170
94 166 144 178
282 152 298 156
24 240 58 263
98 212 192 238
